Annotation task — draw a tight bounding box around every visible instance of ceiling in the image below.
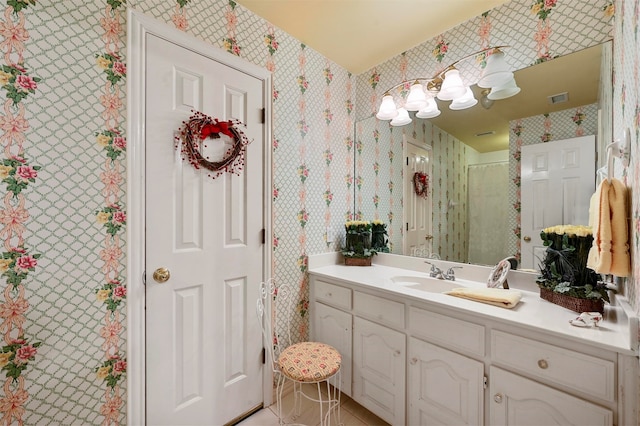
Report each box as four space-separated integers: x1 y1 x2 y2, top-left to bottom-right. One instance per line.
236 0 602 153
236 0 511 74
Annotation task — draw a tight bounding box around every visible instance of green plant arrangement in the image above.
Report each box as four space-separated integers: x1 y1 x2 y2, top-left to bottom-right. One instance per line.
342 220 377 265
536 225 609 312
371 220 390 253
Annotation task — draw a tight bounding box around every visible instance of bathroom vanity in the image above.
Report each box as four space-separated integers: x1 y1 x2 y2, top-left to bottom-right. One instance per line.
308 253 638 426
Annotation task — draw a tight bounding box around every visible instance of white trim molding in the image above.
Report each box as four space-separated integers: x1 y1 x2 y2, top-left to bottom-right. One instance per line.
127 9 273 425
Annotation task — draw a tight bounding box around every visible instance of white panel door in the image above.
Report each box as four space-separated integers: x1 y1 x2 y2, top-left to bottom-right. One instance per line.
145 34 265 425
520 136 595 269
408 337 484 425
489 367 612 425
311 302 353 396
404 137 433 257
353 317 406 425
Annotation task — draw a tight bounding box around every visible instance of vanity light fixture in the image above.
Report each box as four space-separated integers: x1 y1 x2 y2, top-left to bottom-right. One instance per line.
375 46 519 126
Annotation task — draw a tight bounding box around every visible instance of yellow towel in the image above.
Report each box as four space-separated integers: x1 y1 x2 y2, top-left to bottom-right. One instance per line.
587 178 630 276
444 288 522 309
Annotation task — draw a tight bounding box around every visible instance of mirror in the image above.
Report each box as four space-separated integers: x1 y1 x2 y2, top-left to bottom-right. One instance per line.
354 41 612 266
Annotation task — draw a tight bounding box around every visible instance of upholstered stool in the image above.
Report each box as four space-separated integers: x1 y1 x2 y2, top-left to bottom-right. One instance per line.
257 280 343 426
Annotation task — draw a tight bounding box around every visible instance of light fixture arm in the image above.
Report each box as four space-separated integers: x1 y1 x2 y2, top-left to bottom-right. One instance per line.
379 45 510 96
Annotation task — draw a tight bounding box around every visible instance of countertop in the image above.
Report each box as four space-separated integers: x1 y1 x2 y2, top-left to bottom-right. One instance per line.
308 253 639 356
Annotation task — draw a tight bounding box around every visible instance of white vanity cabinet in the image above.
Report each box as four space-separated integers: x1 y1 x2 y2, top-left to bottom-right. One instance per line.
308 271 637 426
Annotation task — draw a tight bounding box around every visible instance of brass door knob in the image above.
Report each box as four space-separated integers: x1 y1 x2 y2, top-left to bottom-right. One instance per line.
153 267 170 283
523 236 531 242
425 234 433 240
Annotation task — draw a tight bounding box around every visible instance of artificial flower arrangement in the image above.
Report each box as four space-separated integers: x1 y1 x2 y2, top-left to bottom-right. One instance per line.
536 225 609 311
342 220 377 264
371 220 389 253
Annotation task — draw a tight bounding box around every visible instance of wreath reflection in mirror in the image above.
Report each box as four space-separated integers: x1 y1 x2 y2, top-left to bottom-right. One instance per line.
413 172 430 198
175 110 251 179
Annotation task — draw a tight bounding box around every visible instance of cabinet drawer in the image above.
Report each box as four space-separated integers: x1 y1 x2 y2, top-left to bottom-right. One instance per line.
409 307 484 357
312 280 351 310
491 330 615 402
354 291 404 328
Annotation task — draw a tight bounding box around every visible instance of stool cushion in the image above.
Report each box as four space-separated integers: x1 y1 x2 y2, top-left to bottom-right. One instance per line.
277 341 341 382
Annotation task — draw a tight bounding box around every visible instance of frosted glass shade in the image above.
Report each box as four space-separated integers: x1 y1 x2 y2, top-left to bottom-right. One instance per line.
404 82 427 111
376 95 399 120
437 69 466 101
487 77 521 100
477 51 513 88
416 97 441 118
449 87 478 110
390 108 411 126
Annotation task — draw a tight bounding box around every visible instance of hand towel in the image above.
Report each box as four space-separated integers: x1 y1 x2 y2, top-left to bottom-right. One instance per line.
587 178 630 276
444 288 522 309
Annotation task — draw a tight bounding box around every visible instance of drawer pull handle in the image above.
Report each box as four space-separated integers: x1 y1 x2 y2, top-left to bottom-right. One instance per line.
494 393 503 403
410 357 418 365
394 350 401 357
537 359 549 369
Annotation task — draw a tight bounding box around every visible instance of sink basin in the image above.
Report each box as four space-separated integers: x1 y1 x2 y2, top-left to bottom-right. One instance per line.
390 275 463 293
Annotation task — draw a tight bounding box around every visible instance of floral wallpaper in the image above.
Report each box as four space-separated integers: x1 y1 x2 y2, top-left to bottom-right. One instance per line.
612 0 640 309
0 1 41 424
0 0 353 423
0 0 635 423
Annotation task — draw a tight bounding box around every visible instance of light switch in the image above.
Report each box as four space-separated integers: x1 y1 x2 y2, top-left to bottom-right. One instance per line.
326 227 334 243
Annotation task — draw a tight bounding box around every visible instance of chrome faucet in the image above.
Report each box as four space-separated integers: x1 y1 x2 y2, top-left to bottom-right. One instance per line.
424 261 445 279
444 266 462 281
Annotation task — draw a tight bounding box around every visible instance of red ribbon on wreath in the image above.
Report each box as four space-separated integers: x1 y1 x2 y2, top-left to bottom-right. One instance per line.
200 120 233 139
413 172 429 198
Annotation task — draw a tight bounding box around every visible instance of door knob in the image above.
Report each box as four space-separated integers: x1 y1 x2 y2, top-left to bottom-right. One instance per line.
523 236 531 242
425 234 433 240
153 267 170 283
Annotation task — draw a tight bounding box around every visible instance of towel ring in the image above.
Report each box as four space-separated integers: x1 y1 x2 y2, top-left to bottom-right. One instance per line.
604 128 630 181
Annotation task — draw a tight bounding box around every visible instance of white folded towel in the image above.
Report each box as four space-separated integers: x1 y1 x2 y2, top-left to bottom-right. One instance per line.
444 288 522 309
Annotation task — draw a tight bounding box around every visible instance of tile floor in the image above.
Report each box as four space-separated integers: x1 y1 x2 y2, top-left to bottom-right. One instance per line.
236 383 389 426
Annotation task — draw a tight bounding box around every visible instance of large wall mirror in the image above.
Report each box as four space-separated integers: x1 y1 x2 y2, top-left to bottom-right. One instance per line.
354 40 612 267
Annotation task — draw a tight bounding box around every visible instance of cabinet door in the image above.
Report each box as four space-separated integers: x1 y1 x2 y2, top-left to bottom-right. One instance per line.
489 367 613 426
408 337 484 425
311 302 352 396
353 316 405 425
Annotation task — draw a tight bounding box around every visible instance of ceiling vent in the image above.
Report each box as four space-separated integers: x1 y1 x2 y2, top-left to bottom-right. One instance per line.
475 130 496 137
548 92 569 104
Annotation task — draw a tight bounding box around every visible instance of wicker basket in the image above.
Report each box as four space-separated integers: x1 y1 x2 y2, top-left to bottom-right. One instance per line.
344 257 372 266
539 287 604 314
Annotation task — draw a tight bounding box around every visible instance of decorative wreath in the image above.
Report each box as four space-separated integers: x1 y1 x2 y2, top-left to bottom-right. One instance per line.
413 172 430 198
175 110 251 179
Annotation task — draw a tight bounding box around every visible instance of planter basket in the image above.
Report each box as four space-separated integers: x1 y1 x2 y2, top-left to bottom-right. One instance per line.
344 257 372 267
539 287 604 314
